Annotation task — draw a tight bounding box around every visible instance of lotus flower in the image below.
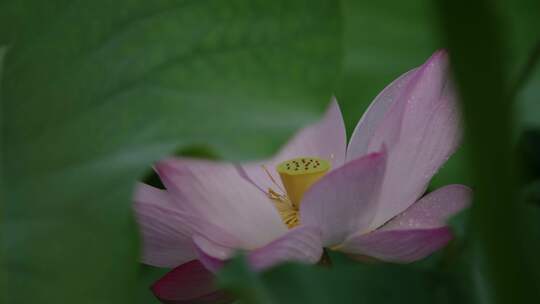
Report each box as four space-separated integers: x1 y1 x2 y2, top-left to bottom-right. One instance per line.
134 50 472 303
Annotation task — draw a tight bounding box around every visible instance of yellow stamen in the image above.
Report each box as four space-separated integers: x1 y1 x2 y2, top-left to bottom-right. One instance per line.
276 157 331 209
265 157 330 229
267 189 298 228
262 165 286 193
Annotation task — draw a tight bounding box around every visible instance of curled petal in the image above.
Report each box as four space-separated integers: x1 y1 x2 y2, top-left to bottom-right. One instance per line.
195 244 226 274
381 184 472 231
300 150 387 247
350 50 463 229
156 158 287 250
193 234 235 262
248 225 323 270
338 184 472 263
152 260 233 304
340 227 452 263
194 226 323 271
134 183 196 267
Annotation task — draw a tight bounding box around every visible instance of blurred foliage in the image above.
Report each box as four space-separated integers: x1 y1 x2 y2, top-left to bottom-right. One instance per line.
218 253 474 304
518 129 540 182
437 0 540 303
136 265 169 304
0 1 341 303
0 0 539 304
336 0 436 133
517 59 540 130
521 180 540 206
0 46 6 303
517 121 540 215
518 129 540 207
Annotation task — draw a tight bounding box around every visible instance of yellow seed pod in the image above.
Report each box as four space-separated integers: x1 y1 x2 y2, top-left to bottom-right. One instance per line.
276 157 331 209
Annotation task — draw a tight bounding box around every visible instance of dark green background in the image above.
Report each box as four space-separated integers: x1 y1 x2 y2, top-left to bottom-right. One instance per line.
1 0 539 303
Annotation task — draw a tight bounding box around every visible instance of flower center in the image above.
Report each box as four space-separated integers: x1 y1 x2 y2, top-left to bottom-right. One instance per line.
266 157 330 228
276 157 331 209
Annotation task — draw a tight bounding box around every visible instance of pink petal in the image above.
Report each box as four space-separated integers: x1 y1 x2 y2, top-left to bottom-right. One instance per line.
381 184 472 231
338 184 472 263
341 228 452 263
274 98 347 167
193 226 323 271
350 50 463 229
300 150 387 247
241 99 347 193
193 234 235 261
134 183 196 267
151 260 233 304
194 244 226 273
156 158 287 250
248 225 323 270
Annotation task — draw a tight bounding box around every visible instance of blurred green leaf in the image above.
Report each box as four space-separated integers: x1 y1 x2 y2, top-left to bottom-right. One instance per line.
447 208 471 242
136 265 168 304
0 45 7 304
337 0 436 133
219 255 472 304
517 129 540 181
219 257 275 304
521 180 540 206
517 62 540 129
0 1 342 303
520 203 540 275
436 0 540 304
430 145 474 188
